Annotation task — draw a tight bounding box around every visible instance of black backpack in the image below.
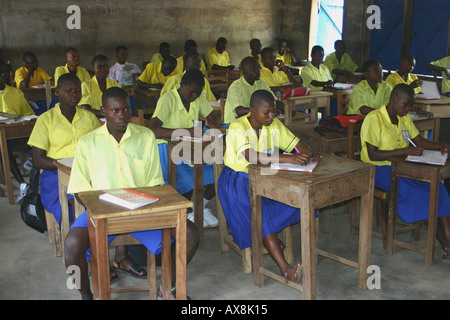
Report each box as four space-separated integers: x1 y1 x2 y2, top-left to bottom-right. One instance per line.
19 167 47 233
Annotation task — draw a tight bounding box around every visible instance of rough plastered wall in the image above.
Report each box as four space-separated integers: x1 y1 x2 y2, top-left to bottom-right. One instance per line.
0 0 288 73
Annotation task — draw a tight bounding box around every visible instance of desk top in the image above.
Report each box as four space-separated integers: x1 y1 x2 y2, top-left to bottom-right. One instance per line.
78 185 192 220
415 96 450 105
134 86 161 97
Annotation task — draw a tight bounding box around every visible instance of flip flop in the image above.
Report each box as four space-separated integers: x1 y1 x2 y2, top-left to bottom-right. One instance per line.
112 256 147 279
283 263 302 283
442 248 450 264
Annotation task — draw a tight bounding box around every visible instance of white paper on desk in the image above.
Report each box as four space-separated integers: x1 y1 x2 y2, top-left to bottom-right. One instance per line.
270 161 318 172
57 157 74 167
209 100 221 107
416 81 441 100
406 150 447 166
148 87 161 92
333 83 355 90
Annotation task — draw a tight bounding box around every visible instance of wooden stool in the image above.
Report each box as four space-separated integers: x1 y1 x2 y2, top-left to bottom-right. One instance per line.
213 162 294 273
109 234 157 299
45 209 62 257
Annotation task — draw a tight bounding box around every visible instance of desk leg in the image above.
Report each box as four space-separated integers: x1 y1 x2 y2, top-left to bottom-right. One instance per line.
0 128 14 204
357 166 374 289
283 101 291 127
88 216 110 300
161 228 172 300
426 170 439 266
249 169 264 287
176 208 187 300
58 170 69 262
300 191 316 300
193 163 204 247
387 164 399 256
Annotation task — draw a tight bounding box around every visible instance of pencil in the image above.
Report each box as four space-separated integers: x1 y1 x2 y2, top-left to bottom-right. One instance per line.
124 188 159 200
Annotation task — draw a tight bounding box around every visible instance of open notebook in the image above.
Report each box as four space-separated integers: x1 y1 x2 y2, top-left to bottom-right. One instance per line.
406 150 448 166
270 161 318 172
416 81 441 100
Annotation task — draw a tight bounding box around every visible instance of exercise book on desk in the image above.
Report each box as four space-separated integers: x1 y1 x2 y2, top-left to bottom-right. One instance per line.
270 161 318 172
416 81 441 100
99 189 159 210
406 150 448 166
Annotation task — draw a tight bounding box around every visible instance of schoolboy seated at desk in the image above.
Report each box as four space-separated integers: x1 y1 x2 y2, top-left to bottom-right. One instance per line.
14 51 52 89
108 45 141 86
218 89 320 281
79 54 121 117
206 37 235 71
249 38 263 67
54 47 91 85
137 56 178 89
276 39 297 65
160 52 216 103
260 47 301 88
323 40 360 81
27 73 100 228
347 59 392 115
224 56 276 124
301 45 333 91
426 56 450 96
0 62 35 201
175 40 206 74
150 42 175 63
360 83 450 263
148 69 220 228
386 54 422 95
64 87 199 300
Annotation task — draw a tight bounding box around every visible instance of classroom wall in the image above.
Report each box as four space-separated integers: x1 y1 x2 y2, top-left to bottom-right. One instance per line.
0 0 312 74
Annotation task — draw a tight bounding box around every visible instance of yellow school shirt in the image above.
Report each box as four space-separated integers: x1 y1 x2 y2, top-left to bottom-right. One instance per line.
54 64 91 85
14 67 52 89
175 55 207 74
160 71 216 103
276 51 292 65
67 122 164 194
223 77 273 124
138 62 178 85
206 48 231 70
430 56 450 94
300 63 332 90
260 66 290 87
224 114 300 173
248 54 263 67
360 105 419 166
27 103 100 160
0 84 34 116
79 76 121 110
324 52 359 80
152 88 213 129
386 71 421 95
347 80 392 115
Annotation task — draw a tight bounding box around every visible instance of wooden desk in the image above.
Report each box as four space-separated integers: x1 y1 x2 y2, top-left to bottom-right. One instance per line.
415 96 450 116
281 91 332 127
78 185 191 300
166 132 225 247
323 86 354 116
0 121 35 204
335 72 364 84
134 87 160 112
388 157 450 265
21 81 56 109
248 155 375 300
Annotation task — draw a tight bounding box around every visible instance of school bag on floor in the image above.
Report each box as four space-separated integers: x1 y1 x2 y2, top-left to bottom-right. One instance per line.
315 115 364 136
19 167 47 233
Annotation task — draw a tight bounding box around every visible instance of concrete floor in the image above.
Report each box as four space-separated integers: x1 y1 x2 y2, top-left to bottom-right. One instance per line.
1 178 450 301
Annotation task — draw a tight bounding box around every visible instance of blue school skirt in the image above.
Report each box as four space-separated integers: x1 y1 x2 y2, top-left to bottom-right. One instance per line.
375 165 450 223
158 142 214 195
70 210 164 260
40 169 74 225
218 166 301 250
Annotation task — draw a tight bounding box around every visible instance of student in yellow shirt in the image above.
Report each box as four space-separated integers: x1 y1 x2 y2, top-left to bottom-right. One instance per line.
149 69 220 228
324 40 359 80
301 45 333 90
347 59 392 115
386 54 422 95
14 51 52 89
218 89 320 281
150 42 175 63
224 56 275 124
276 39 297 65
79 54 121 117
427 56 450 96
175 40 207 74
206 37 235 71
161 52 216 103
0 62 35 201
27 73 100 227
249 38 263 67
360 83 450 262
260 47 300 87
64 87 199 300
54 47 91 85
137 56 178 89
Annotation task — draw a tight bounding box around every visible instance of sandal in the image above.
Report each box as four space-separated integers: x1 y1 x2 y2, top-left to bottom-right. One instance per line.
112 256 147 279
110 269 119 283
157 283 191 300
442 248 450 264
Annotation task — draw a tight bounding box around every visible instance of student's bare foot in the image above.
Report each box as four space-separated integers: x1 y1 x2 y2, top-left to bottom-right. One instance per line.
112 256 147 278
282 263 301 282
